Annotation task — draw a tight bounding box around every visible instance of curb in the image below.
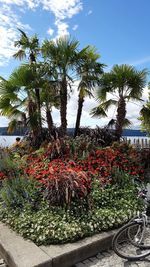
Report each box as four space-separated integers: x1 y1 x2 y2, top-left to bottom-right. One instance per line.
0 222 117 267
0 223 52 267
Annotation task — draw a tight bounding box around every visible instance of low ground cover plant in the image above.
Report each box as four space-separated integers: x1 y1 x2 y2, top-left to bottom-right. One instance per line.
0 175 142 245
0 142 145 245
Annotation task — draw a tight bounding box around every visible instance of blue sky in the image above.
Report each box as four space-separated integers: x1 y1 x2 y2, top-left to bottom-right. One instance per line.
0 0 150 128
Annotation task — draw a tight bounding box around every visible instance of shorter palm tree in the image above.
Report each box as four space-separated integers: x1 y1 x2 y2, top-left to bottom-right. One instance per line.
140 83 150 135
0 76 27 133
13 29 42 133
91 64 147 139
0 65 40 136
40 79 60 133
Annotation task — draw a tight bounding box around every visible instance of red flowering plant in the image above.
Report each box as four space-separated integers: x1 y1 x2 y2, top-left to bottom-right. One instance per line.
43 168 91 208
25 158 92 208
0 171 5 180
72 144 144 184
24 142 144 207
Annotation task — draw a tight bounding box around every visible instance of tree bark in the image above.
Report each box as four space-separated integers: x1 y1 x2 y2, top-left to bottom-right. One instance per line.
74 95 84 137
46 107 53 133
60 76 67 136
35 88 42 134
116 95 126 139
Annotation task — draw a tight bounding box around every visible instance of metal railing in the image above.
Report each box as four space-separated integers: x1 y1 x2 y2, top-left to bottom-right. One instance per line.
122 137 150 149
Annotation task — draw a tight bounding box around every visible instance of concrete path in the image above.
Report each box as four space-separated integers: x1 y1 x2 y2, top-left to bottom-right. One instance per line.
73 249 150 267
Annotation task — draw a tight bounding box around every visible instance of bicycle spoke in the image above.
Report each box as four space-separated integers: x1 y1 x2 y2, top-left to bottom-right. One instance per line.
113 222 150 260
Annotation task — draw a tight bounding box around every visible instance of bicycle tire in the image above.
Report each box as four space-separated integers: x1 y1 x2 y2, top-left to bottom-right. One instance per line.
112 221 150 260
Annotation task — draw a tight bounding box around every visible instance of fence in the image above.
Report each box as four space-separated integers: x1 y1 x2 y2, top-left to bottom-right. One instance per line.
123 137 150 149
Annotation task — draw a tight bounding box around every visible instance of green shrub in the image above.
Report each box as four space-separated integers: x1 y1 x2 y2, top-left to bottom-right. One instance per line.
0 176 42 210
111 167 135 187
0 149 19 178
0 198 140 245
0 181 143 245
91 178 141 209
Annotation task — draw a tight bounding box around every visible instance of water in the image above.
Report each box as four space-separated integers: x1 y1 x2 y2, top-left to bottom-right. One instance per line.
0 135 150 147
0 136 24 147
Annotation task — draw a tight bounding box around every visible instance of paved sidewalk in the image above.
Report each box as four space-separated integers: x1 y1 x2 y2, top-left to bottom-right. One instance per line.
73 249 150 267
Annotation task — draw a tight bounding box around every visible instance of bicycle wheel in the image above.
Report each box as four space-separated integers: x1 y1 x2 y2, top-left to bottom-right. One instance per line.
129 222 150 249
112 221 150 260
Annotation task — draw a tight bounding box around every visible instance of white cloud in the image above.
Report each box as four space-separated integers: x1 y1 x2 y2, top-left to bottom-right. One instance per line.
67 86 149 129
0 3 31 66
42 0 82 20
50 86 149 129
0 0 83 65
47 27 54 36
0 116 10 127
1 87 149 129
42 0 82 38
72 24 78 31
87 10 92 15
55 20 69 37
0 0 39 9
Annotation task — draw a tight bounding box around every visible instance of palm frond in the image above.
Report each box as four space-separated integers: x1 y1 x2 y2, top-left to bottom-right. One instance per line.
7 120 18 134
140 105 150 123
13 50 26 60
122 118 132 128
100 99 117 111
90 106 107 118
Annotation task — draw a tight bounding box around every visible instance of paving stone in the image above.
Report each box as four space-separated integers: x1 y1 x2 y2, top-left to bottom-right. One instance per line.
137 263 148 267
75 263 86 267
96 253 104 259
101 252 110 257
82 259 92 264
74 249 150 267
89 257 98 262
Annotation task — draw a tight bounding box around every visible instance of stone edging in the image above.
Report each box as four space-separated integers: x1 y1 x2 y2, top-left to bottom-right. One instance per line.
0 222 118 267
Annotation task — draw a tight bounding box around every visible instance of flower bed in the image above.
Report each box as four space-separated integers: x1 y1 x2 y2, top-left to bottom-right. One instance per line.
0 183 142 245
0 142 145 245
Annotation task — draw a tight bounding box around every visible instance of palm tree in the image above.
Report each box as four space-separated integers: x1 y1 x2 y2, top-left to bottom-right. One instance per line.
91 64 147 139
42 35 80 135
140 83 150 135
0 65 40 138
13 29 42 133
0 76 27 133
41 79 60 133
74 46 104 137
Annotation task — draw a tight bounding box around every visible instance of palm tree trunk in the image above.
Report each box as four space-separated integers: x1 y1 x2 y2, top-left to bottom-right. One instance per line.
116 95 126 139
46 106 53 133
74 95 84 137
35 88 42 133
60 76 67 136
30 55 42 136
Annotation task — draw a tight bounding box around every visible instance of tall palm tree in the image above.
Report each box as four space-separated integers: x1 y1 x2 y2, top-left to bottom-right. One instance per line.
42 35 80 135
74 46 104 137
91 64 147 139
13 29 42 133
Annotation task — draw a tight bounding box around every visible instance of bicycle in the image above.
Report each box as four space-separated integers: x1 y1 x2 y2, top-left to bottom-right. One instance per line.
112 180 150 260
